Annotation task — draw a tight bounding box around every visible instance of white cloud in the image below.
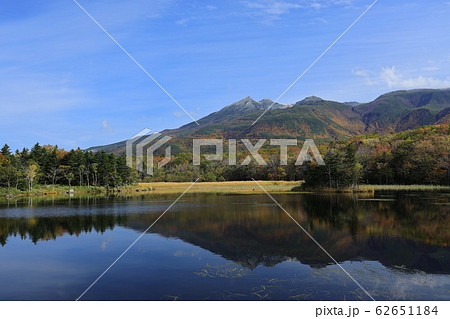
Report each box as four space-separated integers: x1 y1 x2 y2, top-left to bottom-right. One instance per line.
352 69 368 77
380 66 450 89
176 18 190 25
172 111 185 118
173 106 200 118
352 68 374 86
422 66 440 72
243 0 356 19
353 66 450 89
245 1 302 16
101 120 114 133
175 16 202 26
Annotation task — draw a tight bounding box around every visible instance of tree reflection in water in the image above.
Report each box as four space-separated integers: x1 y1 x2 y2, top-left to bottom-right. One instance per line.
1 193 448 274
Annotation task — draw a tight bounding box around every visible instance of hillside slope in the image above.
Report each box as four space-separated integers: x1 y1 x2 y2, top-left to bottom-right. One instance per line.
355 89 450 132
87 88 450 154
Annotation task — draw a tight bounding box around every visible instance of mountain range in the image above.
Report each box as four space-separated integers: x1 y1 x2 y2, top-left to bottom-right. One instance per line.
87 88 450 154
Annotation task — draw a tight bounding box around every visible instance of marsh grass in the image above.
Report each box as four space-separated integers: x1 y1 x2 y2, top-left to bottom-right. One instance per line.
0 184 148 197
139 181 299 194
3 181 448 199
296 184 450 193
0 184 106 196
295 185 375 193
368 185 450 192
194 263 250 279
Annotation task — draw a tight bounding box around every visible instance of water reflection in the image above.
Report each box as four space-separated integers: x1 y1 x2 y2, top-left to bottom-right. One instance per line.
1 193 448 274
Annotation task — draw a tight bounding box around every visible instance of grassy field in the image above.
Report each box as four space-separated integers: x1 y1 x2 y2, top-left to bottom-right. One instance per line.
0 181 301 198
298 184 450 193
367 184 450 192
2 181 448 198
0 184 147 197
138 181 301 194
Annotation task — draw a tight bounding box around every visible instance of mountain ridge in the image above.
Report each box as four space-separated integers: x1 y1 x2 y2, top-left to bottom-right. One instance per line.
87 88 450 154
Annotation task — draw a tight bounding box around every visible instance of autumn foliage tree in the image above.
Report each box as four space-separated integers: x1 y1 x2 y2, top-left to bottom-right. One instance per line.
303 125 450 188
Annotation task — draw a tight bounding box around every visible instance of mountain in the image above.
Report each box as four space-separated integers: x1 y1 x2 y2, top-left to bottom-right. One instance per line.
87 88 450 154
160 97 292 137
355 88 450 132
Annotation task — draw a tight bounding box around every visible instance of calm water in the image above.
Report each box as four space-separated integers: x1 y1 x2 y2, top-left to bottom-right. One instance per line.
0 192 448 301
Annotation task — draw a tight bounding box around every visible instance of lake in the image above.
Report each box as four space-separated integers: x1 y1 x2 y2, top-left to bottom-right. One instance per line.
0 192 448 301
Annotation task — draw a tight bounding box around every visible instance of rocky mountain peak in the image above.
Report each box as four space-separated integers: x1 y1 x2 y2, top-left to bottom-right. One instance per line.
295 96 324 105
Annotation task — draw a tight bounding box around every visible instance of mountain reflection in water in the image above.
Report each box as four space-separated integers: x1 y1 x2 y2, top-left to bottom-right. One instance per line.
1 193 448 275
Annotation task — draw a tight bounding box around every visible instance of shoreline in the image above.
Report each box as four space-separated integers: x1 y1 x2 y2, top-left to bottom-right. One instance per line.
0 181 300 200
2 181 449 200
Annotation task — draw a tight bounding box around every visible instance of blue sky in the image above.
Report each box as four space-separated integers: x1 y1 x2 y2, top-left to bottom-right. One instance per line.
1 0 449 151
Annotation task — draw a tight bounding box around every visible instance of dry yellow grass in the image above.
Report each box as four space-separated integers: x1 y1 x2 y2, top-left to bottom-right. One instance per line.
138 181 301 194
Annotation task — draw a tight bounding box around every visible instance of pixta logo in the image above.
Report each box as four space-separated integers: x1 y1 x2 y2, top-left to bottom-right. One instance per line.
193 139 325 166
126 129 172 175
126 129 325 176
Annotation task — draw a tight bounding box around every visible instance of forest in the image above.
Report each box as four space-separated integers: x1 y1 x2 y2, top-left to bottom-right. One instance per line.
0 143 136 192
0 125 449 193
302 124 449 188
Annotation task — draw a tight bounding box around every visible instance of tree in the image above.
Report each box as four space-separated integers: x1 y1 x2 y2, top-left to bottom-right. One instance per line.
24 163 38 191
46 166 61 190
0 163 20 191
59 165 75 187
78 164 85 186
91 163 98 186
1 144 11 157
